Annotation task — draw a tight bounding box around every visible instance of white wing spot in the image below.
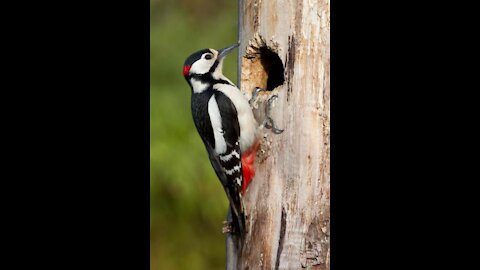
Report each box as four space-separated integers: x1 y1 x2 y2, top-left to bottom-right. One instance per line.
208 96 227 154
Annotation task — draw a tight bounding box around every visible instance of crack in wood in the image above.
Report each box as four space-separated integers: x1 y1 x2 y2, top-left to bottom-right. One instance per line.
286 35 296 101
274 207 287 269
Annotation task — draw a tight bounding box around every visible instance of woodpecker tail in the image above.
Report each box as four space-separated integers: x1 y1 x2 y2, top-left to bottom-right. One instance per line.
231 205 245 238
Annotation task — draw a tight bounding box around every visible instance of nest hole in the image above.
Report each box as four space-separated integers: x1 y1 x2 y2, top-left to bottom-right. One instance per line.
242 42 285 93
259 47 285 91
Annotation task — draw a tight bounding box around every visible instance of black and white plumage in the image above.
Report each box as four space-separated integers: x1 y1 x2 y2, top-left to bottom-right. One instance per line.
183 44 258 236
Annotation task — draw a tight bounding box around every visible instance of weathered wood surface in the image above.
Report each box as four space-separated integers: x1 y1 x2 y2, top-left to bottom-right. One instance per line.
236 0 330 269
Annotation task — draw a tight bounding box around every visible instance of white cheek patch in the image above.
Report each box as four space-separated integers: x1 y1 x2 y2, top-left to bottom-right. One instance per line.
190 58 214 75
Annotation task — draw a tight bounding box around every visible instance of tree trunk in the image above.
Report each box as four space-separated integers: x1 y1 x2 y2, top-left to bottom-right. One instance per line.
233 0 330 269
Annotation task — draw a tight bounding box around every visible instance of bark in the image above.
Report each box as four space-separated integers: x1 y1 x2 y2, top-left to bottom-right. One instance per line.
233 0 330 269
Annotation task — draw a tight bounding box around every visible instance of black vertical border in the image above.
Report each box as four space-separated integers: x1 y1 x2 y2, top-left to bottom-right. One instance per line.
3 1 151 268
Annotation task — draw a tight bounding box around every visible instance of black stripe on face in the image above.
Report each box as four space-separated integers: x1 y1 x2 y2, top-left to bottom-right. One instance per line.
209 59 220 73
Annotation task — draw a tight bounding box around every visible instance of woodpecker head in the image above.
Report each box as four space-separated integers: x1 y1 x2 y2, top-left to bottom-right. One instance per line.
183 43 239 84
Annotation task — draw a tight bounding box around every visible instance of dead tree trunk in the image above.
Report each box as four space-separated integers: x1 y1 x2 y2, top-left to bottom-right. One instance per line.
233 0 330 269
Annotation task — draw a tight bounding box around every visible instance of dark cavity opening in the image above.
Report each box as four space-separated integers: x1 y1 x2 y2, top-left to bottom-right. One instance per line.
259 47 285 91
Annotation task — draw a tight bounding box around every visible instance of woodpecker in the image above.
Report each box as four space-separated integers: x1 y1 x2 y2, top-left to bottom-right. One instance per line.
182 43 262 236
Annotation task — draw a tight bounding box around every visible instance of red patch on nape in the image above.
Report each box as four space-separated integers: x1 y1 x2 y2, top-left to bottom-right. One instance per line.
241 141 260 195
183 65 191 76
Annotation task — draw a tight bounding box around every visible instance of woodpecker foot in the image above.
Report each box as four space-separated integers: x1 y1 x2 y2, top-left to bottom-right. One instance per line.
264 95 284 134
250 87 284 134
222 221 233 234
249 87 264 106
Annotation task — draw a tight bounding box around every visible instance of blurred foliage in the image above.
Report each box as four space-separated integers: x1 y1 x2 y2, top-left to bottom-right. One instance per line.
150 0 238 269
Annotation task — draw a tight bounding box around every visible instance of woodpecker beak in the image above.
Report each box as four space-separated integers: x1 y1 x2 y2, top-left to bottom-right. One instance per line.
217 43 239 60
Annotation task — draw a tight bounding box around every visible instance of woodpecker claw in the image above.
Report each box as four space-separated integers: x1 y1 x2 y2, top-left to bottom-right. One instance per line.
250 87 284 134
249 87 264 106
264 94 284 134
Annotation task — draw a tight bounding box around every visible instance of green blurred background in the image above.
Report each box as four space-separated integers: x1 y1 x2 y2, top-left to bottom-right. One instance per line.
150 0 238 269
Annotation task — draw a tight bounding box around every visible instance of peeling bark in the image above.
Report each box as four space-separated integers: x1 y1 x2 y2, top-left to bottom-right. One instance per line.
234 0 330 269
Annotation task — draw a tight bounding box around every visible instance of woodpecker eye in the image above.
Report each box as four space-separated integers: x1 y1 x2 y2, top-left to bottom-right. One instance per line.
204 54 213 60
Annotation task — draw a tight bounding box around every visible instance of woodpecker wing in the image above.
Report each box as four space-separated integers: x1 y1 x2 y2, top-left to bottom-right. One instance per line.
192 90 245 235
210 91 245 235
